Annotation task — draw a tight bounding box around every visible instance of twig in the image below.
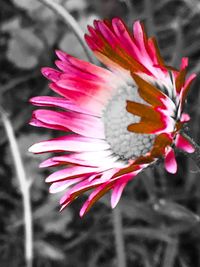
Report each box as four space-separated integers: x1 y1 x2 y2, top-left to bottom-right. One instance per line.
113 206 127 267
0 106 33 267
38 0 96 64
162 239 178 267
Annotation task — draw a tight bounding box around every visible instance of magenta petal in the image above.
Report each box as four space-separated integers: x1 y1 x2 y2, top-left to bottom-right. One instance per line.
180 57 188 69
59 177 105 205
49 83 105 116
111 181 126 209
45 166 99 183
49 178 83 193
41 67 61 82
111 173 134 208
30 96 99 116
175 134 195 153
180 113 190 122
164 147 177 174
79 183 110 217
112 18 140 60
40 155 95 168
39 150 117 168
31 109 105 139
39 156 95 168
56 49 112 78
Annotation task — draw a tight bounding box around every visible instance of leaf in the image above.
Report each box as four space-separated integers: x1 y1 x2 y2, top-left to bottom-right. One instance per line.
35 240 65 261
7 27 44 69
153 199 200 223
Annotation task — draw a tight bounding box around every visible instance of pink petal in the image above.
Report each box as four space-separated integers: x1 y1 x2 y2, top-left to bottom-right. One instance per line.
45 166 99 183
164 147 177 174
28 135 110 154
49 177 83 193
30 109 105 139
98 168 119 183
29 96 99 116
180 73 196 104
180 113 190 122
55 50 113 79
111 182 127 208
49 83 105 116
180 57 188 70
111 173 134 208
95 20 118 49
56 61 103 82
39 150 121 169
79 183 111 217
112 18 140 60
39 155 95 168
175 134 195 153
30 110 69 132
133 21 150 60
60 177 106 205
41 67 61 82
56 78 113 104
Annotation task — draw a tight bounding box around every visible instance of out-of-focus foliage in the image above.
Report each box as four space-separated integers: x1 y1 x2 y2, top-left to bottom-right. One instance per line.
1 0 200 266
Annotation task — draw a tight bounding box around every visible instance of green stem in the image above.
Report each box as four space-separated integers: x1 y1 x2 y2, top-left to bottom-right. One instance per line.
38 0 96 64
113 205 127 267
0 107 33 267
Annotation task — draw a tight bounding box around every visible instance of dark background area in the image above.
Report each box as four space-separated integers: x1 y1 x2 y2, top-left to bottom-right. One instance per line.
1 0 200 266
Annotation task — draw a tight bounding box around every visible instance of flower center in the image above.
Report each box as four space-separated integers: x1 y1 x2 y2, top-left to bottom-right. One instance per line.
102 84 155 160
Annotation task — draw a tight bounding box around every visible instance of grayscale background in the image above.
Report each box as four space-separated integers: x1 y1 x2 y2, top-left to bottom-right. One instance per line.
0 0 200 266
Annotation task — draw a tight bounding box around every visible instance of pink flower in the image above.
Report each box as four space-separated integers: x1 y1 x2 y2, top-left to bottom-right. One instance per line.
29 18 196 216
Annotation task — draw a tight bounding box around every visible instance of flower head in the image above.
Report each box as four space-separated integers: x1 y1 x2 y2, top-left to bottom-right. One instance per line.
29 18 196 216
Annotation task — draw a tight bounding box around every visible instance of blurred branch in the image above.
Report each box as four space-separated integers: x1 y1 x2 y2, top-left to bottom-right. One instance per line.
123 227 172 243
113 206 127 267
142 167 157 203
171 19 183 67
144 0 155 36
0 106 33 267
38 0 96 64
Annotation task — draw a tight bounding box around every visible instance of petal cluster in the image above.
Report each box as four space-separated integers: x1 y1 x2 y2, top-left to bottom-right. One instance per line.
29 18 196 216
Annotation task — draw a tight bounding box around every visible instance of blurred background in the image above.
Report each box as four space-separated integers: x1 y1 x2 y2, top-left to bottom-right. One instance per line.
1 0 200 266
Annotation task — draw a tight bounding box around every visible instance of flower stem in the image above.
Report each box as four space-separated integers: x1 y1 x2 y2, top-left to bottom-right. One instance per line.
38 0 96 64
182 132 200 170
0 107 33 267
113 205 127 267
